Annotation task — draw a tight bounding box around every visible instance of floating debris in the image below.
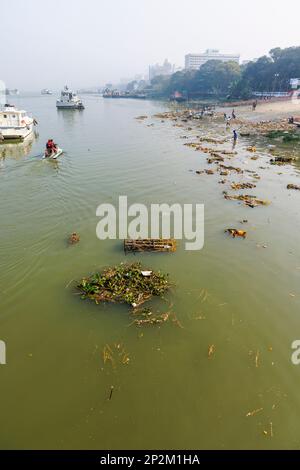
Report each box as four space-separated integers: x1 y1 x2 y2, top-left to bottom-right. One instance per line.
130 306 175 327
219 164 243 174
208 344 215 358
246 408 263 417
68 232 80 245
246 146 257 152
287 184 300 191
135 115 148 120
230 182 256 190
270 156 295 165
207 154 224 164
225 228 247 238
103 343 130 368
124 238 176 253
77 262 171 308
224 193 270 208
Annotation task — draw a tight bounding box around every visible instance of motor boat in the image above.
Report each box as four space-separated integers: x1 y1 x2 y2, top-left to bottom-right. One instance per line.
56 86 84 109
0 104 36 141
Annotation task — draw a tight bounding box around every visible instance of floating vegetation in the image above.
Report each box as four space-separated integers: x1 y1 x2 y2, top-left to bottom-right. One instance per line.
246 146 257 152
68 232 80 245
130 305 182 327
77 262 171 308
266 129 300 142
103 343 130 368
225 228 247 238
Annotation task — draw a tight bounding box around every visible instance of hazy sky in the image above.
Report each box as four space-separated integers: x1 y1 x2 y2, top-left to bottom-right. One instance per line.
1 0 299 90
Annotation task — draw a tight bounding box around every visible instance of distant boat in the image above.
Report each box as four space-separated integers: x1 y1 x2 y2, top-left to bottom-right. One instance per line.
5 88 19 96
41 89 52 95
56 86 84 109
0 104 36 141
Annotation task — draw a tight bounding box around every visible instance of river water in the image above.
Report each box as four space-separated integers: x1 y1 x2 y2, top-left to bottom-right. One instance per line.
1 94 300 449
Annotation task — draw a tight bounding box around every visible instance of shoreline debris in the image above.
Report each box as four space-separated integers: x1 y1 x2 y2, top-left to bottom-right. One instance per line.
287 184 300 190
224 192 270 208
231 182 256 190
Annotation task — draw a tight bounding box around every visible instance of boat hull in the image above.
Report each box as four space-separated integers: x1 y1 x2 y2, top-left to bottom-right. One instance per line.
56 103 84 109
44 147 63 160
0 122 34 141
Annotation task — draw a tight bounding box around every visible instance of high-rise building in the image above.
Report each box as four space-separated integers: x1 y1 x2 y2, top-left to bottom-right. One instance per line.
149 59 174 81
185 49 240 70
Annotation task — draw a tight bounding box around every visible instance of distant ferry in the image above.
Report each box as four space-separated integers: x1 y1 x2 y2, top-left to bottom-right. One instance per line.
56 86 84 109
41 89 52 95
0 104 36 141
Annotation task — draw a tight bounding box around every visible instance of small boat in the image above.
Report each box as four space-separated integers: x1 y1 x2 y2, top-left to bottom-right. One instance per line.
41 89 52 95
44 147 63 160
0 104 36 141
5 89 19 96
56 86 84 109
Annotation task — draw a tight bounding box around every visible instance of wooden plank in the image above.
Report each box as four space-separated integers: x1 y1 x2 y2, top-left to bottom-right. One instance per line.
124 239 176 253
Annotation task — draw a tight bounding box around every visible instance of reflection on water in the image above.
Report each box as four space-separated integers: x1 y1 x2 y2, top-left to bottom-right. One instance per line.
0 132 36 159
1 95 300 450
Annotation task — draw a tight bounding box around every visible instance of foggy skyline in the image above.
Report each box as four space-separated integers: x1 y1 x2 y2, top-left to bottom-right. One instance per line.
1 0 300 90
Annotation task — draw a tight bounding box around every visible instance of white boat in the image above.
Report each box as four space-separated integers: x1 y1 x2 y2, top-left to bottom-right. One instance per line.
56 86 84 109
0 104 36 141
44 147 63 160
41 89 52 95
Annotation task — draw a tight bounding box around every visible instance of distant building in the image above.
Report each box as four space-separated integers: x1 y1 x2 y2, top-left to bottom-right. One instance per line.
290 78 300 89
149 59 174 81
185 49 240 70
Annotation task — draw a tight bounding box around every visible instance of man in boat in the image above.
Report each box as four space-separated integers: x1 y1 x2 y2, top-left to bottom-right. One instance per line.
45 139 57 157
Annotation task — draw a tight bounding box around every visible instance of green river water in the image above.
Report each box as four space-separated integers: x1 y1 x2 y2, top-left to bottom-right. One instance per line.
1 94 300 449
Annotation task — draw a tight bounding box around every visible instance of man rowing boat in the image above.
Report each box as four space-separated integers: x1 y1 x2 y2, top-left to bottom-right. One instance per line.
45 139 58 157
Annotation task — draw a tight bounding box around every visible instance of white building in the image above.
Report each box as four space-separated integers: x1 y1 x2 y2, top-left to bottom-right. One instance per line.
290 78 300 89
185 49 240 70
149 59 174 81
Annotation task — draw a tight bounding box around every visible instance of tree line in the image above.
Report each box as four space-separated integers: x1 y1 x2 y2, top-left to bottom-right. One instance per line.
146 46 300 100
